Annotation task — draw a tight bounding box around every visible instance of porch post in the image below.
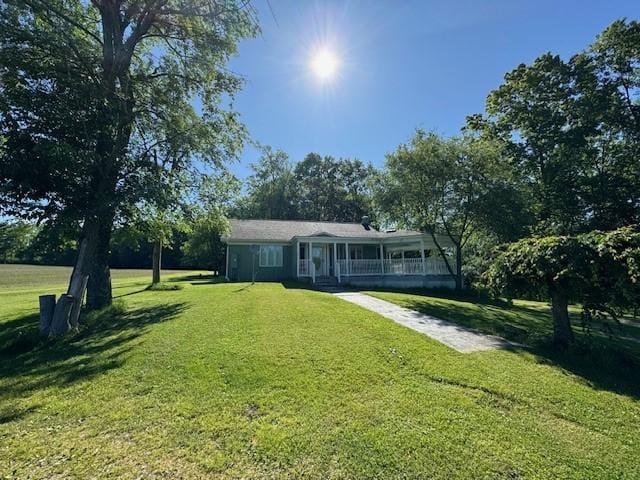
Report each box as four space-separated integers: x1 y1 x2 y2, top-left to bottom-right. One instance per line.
308 241 312 275
296 241 300 277
345 242 350 275
401 250 405 275
225 244 229 280
420 239 425 275
379 243 384 275
333 240 338 277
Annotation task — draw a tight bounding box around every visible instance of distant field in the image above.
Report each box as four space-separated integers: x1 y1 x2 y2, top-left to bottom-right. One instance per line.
0 264 208 321
0 264 201 289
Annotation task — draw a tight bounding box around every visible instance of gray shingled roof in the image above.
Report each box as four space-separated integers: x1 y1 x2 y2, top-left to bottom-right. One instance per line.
222 219 426 242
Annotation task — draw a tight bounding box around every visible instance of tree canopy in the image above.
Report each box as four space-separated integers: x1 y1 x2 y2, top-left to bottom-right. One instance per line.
467 19 640 235
487 227 640 348
0 0 257 327
235 149 377 223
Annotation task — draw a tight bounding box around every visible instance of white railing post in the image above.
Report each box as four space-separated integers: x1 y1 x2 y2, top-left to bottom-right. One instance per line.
311 261 315 284
336 262 341 283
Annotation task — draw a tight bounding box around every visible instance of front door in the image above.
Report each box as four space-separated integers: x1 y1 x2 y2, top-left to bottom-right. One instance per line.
312 244 331 276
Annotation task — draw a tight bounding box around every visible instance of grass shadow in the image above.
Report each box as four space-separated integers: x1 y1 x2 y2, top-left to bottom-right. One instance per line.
114 287 149 299
0 301 189 402
281 280 324 292
168 273 225 285
366 289 640 400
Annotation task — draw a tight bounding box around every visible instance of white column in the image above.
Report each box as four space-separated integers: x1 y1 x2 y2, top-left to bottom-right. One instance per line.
379 243 384 275
345 242 350 275
225 245 230 280
401 250 405 275
296 241 300 277
420 239 425 275
333 241 338 277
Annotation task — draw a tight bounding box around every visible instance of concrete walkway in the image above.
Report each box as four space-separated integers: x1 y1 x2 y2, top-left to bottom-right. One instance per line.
334 292 516 353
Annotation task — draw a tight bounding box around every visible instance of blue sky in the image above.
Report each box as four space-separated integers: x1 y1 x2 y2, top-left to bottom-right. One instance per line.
228 0 639 178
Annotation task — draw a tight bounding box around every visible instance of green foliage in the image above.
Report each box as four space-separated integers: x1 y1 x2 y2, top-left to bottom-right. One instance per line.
145 282 184 291
180 172 238 272
181 211 229 272
376 131 524 287
467 19 640 234
236 148 377 222
241 146 299 219
292 153 377 222
487 227 640 320
0 222 38 263
379 131 523 243
0 0 258 306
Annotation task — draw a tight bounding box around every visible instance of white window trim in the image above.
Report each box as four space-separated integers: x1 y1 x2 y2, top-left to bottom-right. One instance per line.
259 245 283 267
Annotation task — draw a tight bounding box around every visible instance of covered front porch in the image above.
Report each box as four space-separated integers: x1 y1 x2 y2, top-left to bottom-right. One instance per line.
294 236 456 284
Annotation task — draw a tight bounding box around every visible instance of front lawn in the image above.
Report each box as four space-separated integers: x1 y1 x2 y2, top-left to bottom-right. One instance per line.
1 278 639 478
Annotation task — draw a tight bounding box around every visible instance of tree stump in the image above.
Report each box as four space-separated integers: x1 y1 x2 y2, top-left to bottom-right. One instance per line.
39 295 56 336
50 294 74 336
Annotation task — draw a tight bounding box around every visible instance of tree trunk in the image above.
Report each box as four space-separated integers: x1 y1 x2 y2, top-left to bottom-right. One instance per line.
455 242 463 290
86 217 114 310
549 286 573 349
428 232 460 288
152 239 162 284
50 219 99 335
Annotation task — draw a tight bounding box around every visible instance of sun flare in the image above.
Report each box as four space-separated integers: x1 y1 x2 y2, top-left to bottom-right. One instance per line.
310 49 339 81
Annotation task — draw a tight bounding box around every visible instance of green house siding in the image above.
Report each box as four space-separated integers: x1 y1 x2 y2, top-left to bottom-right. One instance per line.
227 244 294 282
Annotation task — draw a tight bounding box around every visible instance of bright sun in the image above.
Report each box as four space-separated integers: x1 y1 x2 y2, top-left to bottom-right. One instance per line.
310 49 339 81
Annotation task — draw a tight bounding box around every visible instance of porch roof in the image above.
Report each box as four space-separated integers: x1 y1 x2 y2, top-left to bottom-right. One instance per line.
222 218 454 244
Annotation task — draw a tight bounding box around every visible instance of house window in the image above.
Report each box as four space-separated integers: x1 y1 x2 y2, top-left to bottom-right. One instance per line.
259 245 283 267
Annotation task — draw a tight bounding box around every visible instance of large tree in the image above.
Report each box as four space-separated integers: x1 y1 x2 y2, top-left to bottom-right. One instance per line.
235 150 377 223
242 146 299 220
487 227 640 348
467 19 640 235
0 1 257 331
292 153 376 222
182 171 240 273
377 131 521 289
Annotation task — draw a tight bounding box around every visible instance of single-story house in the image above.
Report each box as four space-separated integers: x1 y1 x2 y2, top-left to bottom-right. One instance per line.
221 217 460 289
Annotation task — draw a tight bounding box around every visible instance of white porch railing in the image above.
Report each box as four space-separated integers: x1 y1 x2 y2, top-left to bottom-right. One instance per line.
334 258 451 276
384 258 423 275
300 258 452 277
298 259 311 276
424 258 452 275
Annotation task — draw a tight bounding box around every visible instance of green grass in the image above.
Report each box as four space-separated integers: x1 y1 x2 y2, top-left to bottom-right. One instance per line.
146 281 185 291
365 289 640 360
1 271 639 478
0 263 198 289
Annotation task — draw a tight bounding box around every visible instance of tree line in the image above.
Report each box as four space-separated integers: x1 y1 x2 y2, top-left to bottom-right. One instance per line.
1 4 638 348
